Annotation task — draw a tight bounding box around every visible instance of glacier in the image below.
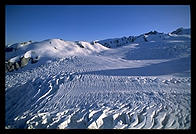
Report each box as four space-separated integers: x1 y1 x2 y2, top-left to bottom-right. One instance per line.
5 28 191 129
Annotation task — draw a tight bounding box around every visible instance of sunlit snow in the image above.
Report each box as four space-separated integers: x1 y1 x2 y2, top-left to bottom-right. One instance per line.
5 28 191 129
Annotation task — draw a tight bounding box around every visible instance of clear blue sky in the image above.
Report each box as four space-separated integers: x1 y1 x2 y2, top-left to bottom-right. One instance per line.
5 5 190 45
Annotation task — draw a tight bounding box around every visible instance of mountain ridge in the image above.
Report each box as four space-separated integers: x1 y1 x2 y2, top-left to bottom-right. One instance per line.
5 27 190 73
6 27 190 48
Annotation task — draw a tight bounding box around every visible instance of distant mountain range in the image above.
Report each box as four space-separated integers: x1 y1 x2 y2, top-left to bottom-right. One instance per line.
97 27 190 48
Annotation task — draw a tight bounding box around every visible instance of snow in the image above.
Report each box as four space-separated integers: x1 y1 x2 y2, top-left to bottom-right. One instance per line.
9 56 21 63
5 28 191 129
6 39 108 62
24 50 39 59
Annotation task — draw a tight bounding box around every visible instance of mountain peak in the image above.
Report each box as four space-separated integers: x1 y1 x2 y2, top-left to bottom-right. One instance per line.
171 27 190 35
144 30 159 35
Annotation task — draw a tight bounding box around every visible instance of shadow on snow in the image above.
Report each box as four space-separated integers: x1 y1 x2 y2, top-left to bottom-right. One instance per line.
81 56 190 76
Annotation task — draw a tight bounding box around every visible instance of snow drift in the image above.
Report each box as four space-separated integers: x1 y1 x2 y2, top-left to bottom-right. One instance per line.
5 28 191 129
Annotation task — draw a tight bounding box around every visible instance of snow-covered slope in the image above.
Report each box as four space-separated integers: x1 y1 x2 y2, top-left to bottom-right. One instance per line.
6 39 108 60
5 28 191 129
5 39 108 72
170 27 190 35
97 28 190 49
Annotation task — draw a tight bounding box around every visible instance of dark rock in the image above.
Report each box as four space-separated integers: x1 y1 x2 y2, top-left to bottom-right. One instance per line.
5 61 16 72
90 41 94 45
8 62 13 68
145 31 158 35
5 47 13 52
128 36 135 42
171 27 183 34
143 36 148 42
170 27 190 35
31 57 39 64
8 64 15 72
14 62 20 70
103 43 111 48
76 42 84 48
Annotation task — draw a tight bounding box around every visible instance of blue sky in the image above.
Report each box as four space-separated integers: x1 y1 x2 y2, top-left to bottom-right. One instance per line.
5 5 190 45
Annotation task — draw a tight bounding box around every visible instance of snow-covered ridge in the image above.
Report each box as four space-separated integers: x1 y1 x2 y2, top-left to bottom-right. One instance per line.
5 28 190 73
170 27 190 35
6 40 33 51
97 28 190 48
6 39 108 60
5 39 108 72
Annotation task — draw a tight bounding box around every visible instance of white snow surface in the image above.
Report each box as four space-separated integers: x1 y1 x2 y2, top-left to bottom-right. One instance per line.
6 39 108 61
5 28 191 129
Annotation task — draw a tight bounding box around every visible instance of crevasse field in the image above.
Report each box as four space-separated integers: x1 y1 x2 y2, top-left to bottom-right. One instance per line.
5 28 191 129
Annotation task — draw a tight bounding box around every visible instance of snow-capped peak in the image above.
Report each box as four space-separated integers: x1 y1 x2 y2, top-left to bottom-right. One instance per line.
170 27 190 35
5 38 108 72
96 28 190 48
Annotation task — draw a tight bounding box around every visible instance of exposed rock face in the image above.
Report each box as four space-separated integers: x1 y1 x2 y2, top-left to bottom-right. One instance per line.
14 62 20 70
75 41 85 48
6 62 15 72
143 36 148 42
171 27 190 35
20 57 30 68
30 57 39 64
5 56 38 73
145 31 158 35
97 28 190 49
171 28 184 35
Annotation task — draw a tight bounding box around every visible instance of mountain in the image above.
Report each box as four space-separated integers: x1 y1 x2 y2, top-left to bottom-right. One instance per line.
97 28 190 48
5 28 191 129
170 27 190 35
5 39 108 72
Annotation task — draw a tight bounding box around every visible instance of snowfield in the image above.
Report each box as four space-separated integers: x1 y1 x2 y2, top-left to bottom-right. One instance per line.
5 28 191 129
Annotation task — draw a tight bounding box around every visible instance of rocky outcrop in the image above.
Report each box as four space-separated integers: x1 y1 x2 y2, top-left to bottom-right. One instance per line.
20 57 30 68
5 61 15 72
5 56 39 73
30 56 39 64
75 41 85 48
14 62 20 70
145 31 158 35
171 27 190 35
171 27 183 35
